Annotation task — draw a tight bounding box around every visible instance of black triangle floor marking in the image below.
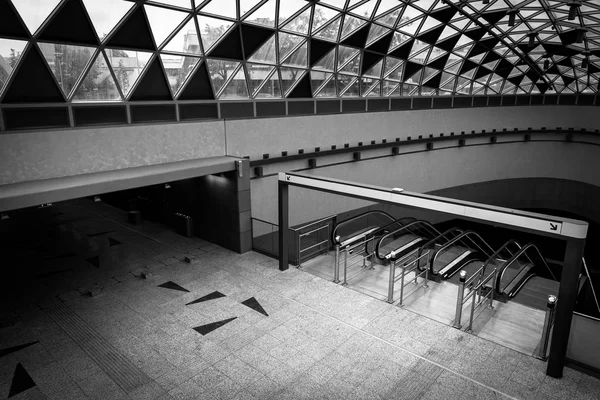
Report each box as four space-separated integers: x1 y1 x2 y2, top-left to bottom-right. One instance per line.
0 341 39 359
108 237 122 247
86 256 100 268
186 291 225 306
158 281 189 293
9 363 36 398
193 317 237 336
241 297 269 317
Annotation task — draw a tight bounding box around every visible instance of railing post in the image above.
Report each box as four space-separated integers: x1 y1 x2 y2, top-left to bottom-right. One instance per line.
342 247 348 286
453 270 467 329
399 260 406 307
387 256 395 303
297 231 302 268
467 286 477 333
536 295 557 360
333 242 340 283
488 269 496 309
369 236 375 270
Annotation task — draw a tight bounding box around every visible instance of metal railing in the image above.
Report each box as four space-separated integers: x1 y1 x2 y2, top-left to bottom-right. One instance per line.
481 239 523 277
428 230 495 276
462 267 498 332
290 215 335 268
331 210 397 245
415 228 464 271
582 257 600 315
453 266 492 329
335 234 378 285
496 243 556 296
385 248 430 305
251 217 279 257
535 295 558 360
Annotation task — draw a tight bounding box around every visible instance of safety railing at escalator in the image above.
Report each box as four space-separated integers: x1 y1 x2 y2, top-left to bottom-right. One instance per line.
384 246 430 305
453 266 498 331
291 215 335 268
535 295 558 360
415 228 465 272
495 243 557 297
331 210 398 248
427 231 496 278
251 218 280 258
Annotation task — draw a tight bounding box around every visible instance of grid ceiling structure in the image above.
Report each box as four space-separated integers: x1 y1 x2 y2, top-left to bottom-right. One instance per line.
0 0 599 103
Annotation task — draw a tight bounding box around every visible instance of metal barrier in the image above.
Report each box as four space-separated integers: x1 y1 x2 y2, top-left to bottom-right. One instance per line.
453 267 487 329
386 248 430 305
291 215 334 268
336 235 378 286
464 268 498 332
535 295 558 360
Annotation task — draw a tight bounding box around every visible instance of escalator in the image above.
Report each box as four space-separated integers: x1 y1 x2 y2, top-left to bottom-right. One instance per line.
371 220 442 264
331 211 413 251
495 243 559 310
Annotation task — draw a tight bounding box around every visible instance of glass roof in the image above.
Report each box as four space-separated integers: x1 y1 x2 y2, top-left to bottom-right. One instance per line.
0 0 598 103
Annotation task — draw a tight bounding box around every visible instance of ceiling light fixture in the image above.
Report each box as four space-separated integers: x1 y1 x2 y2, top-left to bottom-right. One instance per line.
576 28 587 43
582 57 589 69
528 33 536 48
544 59 550 70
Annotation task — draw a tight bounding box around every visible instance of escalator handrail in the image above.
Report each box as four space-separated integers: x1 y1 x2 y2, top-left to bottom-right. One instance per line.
363 217 417 254
415 227 464 269
496 243 557 296
331 210 397 245
428 230 495 275
481 239 522 277
374 220 442 260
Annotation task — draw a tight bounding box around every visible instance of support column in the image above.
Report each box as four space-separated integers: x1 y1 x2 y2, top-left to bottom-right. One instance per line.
278 180 289 271
547 238 585 378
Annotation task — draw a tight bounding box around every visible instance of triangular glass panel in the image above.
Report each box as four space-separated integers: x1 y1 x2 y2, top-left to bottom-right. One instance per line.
420 86 436 96
339 52 360 75
445 60 461 74
349 0 378 19
280 67 305 94
200 0 237 19
364 59 383 78
422 67 439 83
340 75 359 96
386 60 405 81
364 79 381 96
376 7 402 27
313 48 336 71
418 17 442 35
249 35 276 64
314 17 341 42
38 43 96 98
278 0 308 26
279 32 303 62
255 68 281 98
12 0 61 35
450 18 470 31
376 1 401 18
240 0 262 18
341 15 367 39
144 5 188 48
0 39 27 93
245 0 276 28
440 78 455 92
311 71 333 95
282 41 307 68
383 80 400 96
280 7 311 35
405 68 421 84
389 32 411 52
72 51 121 101
312 5 340 33
206 59 239 95
439 25 458 41
388 83 402 96
160 54 200 96
106 49 152 97
219 66 248 99
315 75 337 97
338 46 360 71
398 17 422 36
197 16 234 53
366 24 391 47
247 63 273 94
401 5 421 21
409 46 431 64
384 57 402 77
502 81 516 94
163 19 202 55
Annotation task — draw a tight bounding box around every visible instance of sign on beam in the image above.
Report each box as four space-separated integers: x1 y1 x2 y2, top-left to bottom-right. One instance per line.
279 172 588 239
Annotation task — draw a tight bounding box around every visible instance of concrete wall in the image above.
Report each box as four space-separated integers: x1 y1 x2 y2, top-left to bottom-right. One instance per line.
251 141 600 226
226 106 600 159
1 105 598 186
0 121 226 185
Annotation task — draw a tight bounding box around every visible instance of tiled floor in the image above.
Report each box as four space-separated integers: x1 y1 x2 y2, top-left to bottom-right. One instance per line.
0 200 599 400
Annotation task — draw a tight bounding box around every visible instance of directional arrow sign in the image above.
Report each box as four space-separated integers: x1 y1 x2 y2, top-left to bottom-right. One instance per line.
550 223 558 231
